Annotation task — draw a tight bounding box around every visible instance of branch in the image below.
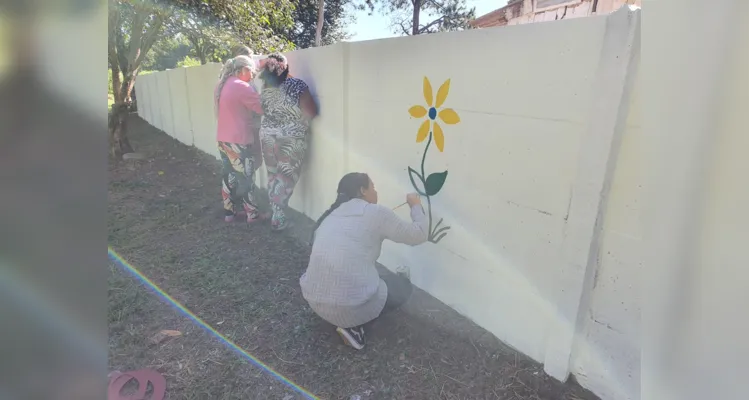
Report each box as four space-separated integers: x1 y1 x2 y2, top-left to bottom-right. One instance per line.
108 0 125 103
107 1 121 69
418 15 445 33
424 0 444 9
132 11 169 72
398 20 411 35
125 4 148 66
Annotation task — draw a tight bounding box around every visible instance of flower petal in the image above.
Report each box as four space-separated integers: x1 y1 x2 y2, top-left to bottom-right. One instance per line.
435 79 451 108
433 122 445 152
408 105 427 118
438 108 461 125
416 120 430 143
423 77 433 107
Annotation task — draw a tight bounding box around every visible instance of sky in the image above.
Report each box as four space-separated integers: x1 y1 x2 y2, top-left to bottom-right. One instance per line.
346 0 509 42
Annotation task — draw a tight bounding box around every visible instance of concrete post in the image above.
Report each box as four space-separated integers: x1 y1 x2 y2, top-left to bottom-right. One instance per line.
543 6 641 381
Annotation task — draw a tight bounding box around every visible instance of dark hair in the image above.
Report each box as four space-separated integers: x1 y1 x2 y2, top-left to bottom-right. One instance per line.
259 53 289 88
311 173 371 242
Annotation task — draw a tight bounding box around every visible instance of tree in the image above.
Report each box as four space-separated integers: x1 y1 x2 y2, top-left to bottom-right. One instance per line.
108 0 297 157
140 35 192 71
365 0 475 36
315 0 325 46
109 0 172 157
176 0 296 53
280 0 353 48
167 8 241 64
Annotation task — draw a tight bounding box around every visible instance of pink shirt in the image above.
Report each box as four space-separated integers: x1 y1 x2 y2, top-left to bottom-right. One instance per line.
216 78 263 145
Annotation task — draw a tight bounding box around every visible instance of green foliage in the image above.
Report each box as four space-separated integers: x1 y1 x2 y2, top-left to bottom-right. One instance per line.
167 9 243 64
364 0 475 35
141 34 192 71
113 0 302 74
110 0 172 76
276 0 354 48
108 69 116 96
173 0 297 53
176 56 202 68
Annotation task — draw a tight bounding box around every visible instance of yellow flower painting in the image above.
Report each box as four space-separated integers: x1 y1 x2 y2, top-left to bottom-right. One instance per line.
405 77 461 244
408 77 461 152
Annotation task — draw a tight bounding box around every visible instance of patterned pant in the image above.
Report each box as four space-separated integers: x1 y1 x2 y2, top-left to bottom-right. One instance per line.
261 134 307 229
218 142 259 218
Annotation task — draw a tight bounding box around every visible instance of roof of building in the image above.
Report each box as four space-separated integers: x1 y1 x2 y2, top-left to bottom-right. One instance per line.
469 0 525 28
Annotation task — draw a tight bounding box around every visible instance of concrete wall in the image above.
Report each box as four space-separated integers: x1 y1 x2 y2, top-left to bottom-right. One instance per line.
134 8 641 400
166 68 193 146
642 2 749 399
570 64 641 400
185 63 222 158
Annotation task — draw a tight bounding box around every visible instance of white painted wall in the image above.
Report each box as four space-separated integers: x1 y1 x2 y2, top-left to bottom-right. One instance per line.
185 63 222 159
133 8 642 400
642 2 749 399
571 64 641 400
166 68 193 146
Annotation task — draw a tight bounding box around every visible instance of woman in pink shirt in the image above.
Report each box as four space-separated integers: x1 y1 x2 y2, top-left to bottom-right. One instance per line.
214 55 266 223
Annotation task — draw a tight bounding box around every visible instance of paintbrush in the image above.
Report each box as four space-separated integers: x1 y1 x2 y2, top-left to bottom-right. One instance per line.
392 201 408 211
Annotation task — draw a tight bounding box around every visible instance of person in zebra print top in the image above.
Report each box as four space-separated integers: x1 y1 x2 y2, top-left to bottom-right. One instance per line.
258 53 319 231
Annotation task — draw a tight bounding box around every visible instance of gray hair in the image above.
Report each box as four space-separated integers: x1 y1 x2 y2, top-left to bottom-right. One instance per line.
234 45 254 57
215 55 257 117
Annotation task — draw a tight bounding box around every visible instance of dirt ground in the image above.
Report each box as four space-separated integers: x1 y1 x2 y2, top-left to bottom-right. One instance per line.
108 115 599 400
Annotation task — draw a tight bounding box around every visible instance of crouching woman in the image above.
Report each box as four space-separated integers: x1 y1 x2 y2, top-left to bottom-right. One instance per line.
300 172 428 350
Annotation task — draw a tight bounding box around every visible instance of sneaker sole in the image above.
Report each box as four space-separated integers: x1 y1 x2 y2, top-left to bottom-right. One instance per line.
336 327 364 350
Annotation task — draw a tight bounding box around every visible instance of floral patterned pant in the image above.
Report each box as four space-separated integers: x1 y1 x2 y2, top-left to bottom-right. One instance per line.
261 134 308 229
218 142 259 218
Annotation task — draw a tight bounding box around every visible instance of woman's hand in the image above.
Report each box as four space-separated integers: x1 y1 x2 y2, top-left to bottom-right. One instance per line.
406 193 421 207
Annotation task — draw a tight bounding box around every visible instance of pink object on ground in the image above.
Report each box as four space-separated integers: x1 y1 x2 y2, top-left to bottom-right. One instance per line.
224 215 235 223
107 369 166 400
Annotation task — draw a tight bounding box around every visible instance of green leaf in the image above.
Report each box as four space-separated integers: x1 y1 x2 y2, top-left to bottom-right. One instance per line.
424 171 448 196
407 167 427 196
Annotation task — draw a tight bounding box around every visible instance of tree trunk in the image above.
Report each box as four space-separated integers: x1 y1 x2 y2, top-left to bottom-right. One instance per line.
107 0 168 158
197 44 207 64
111 67 123 105
109 71 137 157
121 71 137 104
315 0 325 46
109 104 133 158
412 0 421 35
191 37 207 64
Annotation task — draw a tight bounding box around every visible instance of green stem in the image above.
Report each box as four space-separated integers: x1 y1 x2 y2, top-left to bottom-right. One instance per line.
420 132 431 180
420 132 434 239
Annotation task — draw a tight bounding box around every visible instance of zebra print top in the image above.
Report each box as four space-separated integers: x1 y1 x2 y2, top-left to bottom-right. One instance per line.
259 77 310 138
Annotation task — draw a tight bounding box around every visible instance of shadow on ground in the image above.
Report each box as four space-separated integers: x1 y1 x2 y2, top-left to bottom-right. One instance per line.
108 115 599 400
